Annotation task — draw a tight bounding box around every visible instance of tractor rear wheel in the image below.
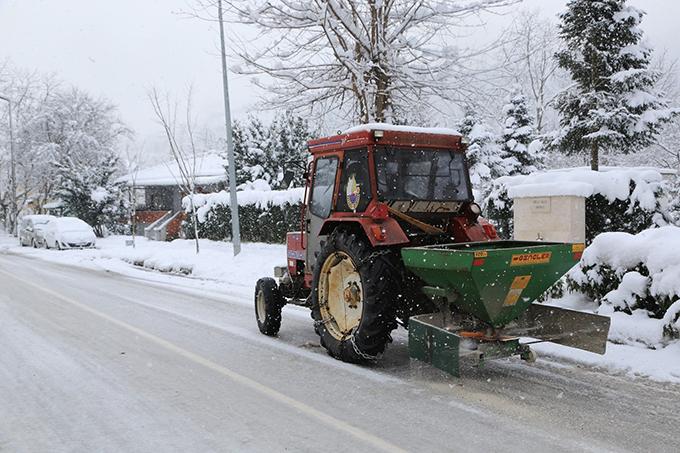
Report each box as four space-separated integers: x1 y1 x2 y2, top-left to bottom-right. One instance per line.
311 229 399 363
255 278 284 336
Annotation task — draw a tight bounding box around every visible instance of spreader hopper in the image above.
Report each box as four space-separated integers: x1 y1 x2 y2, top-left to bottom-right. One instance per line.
401 241 610 376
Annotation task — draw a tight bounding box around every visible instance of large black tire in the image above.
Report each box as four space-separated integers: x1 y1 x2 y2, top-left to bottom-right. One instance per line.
255 277 284 336
311 229 399 363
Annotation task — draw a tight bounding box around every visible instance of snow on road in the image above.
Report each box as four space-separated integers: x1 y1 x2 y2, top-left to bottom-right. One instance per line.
1 232 679 384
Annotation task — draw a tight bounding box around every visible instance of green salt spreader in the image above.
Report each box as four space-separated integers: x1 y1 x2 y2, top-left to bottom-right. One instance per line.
401 241 610 376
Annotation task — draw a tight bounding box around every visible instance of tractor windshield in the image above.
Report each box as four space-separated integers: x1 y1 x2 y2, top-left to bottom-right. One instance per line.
375 147 471 202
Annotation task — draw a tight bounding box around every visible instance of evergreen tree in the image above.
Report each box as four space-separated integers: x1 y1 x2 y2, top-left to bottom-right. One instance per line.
458 112 509 188
231 116 274 189
554 0 677 170
270 114 312 189
501 92 545 175
232 120 258 187
232 113 312 190
56 151 126 236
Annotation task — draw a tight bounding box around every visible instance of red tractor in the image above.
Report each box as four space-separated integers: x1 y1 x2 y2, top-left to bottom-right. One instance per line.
254 124 501 363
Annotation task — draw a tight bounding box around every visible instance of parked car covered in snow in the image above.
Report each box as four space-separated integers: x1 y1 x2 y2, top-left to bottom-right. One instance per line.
42 217 97 250
19 215 56 247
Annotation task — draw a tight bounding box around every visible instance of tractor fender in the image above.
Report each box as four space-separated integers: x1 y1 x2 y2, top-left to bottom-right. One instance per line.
319 217 409 247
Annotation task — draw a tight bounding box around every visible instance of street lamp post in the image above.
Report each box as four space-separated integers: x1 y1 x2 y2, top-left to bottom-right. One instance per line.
0 94 17 236
217 0 241 256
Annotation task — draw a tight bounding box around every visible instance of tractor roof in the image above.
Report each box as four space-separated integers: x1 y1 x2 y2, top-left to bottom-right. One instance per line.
308 123 465 155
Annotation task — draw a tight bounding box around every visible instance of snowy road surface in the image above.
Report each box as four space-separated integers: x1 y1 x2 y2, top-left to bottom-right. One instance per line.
1 253 678 452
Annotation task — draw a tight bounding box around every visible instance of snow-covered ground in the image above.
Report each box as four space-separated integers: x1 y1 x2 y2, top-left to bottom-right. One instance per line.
537 292 680 383
1 232 678 384
0 233 285 302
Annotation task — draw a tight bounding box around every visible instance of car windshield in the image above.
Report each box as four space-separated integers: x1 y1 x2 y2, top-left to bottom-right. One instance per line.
375 147 471 201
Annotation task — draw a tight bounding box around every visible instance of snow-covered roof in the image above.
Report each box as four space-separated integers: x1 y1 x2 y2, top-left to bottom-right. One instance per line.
343 123 461 136
118 154 227 187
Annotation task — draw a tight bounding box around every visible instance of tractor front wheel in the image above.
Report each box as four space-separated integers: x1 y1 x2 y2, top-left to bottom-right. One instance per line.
255 278 284 336
311 229 399 363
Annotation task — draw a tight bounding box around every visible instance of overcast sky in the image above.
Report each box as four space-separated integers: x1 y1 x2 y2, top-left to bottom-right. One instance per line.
1 0 679 158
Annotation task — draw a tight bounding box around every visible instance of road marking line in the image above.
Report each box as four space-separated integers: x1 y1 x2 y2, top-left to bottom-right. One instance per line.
0 267 408 453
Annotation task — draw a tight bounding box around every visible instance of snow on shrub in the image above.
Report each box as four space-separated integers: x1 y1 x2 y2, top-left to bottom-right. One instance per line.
182 183 304 243
566 226 680 342
483 167 671 241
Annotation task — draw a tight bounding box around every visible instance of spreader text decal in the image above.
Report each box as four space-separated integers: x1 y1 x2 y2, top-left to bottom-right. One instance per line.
510 252 552 266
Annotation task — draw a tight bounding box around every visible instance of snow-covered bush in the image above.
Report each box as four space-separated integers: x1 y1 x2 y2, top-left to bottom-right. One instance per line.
566 227 680 340
183 186 304 243
483 167 671 241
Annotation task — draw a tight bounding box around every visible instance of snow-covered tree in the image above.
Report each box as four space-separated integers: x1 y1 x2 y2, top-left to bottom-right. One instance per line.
458 112 509 188
501 92 544 175
554 0 678 171
0 65 63 219
233 113 313 190
208 0 517 124
0 63 129 231
45 88 128 164
233 116 273 188
56 151 126 236
49 89 129 235
270 114 312 189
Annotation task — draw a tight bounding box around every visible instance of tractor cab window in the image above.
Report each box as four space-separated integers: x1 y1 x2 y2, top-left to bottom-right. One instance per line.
375 147 471 201
337 149 371 213
310 156 339 218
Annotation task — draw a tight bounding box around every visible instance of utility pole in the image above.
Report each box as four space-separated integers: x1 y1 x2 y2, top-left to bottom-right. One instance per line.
217 0 241 256
0 94 17 236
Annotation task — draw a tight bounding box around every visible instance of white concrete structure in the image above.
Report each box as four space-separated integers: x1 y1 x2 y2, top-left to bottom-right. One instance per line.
512 194 586 243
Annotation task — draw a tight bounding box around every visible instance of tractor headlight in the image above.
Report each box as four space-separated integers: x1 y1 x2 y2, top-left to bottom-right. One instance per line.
469 203 482 216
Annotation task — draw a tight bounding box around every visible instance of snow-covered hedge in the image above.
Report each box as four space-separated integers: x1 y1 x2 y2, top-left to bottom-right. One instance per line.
183 187 304 243
483 167 671 241
566 227 680 341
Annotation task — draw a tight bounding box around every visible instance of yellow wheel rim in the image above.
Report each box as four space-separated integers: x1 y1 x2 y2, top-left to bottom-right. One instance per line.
318 251 364 341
